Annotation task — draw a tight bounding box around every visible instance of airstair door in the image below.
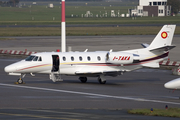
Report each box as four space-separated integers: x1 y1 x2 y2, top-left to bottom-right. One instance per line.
52 55 59 72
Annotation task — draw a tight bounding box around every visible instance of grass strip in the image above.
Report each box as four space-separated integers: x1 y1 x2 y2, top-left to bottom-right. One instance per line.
0 26 180 36
128 108 180 118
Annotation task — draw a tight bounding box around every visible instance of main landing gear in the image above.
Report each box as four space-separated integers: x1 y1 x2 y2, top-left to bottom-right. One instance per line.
98 75 106 84
79 75 107 84
15 74 26 84
79 77 87 83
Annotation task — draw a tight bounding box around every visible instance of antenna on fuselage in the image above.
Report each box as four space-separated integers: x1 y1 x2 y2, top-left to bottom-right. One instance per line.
61 0 66 52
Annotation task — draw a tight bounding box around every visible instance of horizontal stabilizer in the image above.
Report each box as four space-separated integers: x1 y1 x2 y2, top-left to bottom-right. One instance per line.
149 45 176 52
141 43 149 48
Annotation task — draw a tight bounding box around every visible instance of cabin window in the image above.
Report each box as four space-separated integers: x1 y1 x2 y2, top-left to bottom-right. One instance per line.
97 56 101 61
38 57 42 61
71 56 74 61
63 56 66 61
25 55 35 61
79 56 82 61
87 56 91 61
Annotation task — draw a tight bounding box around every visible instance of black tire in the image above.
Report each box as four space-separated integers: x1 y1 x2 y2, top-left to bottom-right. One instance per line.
79 77 87 83
98 78 106 84
17 79 23 84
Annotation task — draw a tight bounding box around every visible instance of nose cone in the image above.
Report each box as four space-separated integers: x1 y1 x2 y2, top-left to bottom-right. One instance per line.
164 82 173 89
164 78 180 89
4 64 17 73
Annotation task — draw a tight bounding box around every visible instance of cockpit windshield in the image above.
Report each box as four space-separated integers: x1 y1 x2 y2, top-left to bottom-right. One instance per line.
25 55 35 61
25 55 42 61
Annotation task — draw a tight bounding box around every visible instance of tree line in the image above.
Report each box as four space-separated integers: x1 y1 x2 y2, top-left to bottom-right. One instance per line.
168 0 180 14
0 0 19 7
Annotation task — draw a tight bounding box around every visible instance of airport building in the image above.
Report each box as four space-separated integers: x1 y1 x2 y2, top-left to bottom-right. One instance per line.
131 0 171 17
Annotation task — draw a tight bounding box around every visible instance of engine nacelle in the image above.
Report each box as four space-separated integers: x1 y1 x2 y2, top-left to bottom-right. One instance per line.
106 52 139 64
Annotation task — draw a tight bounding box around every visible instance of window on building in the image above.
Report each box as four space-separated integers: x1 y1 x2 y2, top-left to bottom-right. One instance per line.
79 56 82 61
138 9 143 13
87 56 91 61
153 2 157 5
164 2 167 5
71 56 74 61
158 2 161 5
63 56 66 61
159 10 163 13
162 2 165 5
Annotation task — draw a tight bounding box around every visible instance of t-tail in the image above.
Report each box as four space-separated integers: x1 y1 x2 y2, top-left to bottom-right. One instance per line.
142 25 176 68
148 25 176 51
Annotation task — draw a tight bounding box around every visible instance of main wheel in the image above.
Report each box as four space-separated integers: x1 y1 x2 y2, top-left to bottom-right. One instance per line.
17 78 23 84
79 77 87 83
98 78 106 84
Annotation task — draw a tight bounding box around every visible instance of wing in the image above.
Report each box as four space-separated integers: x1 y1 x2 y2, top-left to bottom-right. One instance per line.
75 70 124 77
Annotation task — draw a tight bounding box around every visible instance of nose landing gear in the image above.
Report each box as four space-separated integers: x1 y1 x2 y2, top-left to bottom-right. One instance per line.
15 74 26 84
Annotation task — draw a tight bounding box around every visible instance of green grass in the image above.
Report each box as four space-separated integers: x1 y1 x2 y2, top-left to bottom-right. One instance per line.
128 108 180 118
0 5 179 25
0 2 179 36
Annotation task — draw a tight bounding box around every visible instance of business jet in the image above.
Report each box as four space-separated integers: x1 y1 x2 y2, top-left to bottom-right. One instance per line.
164 78 180 89
4 25 176 84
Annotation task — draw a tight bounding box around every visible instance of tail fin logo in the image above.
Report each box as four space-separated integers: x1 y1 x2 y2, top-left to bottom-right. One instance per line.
161 32 168 39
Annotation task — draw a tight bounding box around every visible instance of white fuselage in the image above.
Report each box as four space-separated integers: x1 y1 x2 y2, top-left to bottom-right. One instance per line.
4 47 168 77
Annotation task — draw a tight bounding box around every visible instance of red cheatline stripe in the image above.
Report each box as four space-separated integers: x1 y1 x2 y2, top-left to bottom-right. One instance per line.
17 64 50 71
61 1 65 22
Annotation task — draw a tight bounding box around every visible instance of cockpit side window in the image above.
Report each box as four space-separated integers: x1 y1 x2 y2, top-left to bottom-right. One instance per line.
38 57 42 61
25 55 35 61
33 56 38 61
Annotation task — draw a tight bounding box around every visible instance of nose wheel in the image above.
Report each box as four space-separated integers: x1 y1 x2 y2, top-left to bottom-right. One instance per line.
15 74 26 84
16 78 24 84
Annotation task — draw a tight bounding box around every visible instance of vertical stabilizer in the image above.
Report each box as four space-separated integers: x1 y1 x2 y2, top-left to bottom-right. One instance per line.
148 25 176 51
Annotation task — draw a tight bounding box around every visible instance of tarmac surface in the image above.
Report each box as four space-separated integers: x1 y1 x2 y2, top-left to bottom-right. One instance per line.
1 35 180 119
